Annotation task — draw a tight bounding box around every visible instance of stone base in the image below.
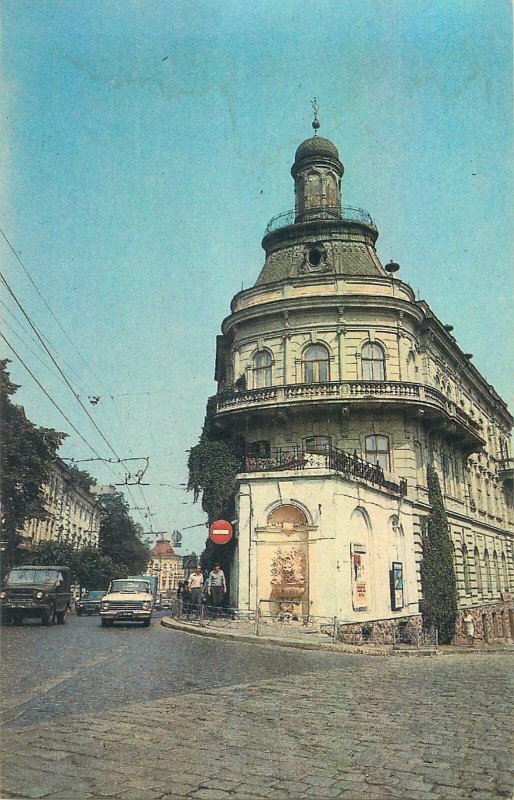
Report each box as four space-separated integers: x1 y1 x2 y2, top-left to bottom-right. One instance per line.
337 614 423 645
454 599 514 645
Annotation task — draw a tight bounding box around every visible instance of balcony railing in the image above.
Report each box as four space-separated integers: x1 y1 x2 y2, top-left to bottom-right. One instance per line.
216 381 485 448
264 206 376 235
242 446 407 496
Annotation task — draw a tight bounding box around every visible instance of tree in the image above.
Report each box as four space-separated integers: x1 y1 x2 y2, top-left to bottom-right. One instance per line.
420 464 459 643
0 360 66 575
27 540 119 592
97 491 150 576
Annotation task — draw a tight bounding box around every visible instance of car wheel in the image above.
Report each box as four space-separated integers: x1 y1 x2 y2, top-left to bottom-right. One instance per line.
12 612 23 626
142 618 151 627
42 606 56 626
56 610 66 624
101 618 112 628
76 609 82 617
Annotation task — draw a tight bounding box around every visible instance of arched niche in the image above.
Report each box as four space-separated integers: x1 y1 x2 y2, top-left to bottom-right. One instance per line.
267 504 308 528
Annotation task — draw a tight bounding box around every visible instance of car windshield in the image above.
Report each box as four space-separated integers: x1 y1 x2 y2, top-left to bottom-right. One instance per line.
7 568 62 585
110 580 150 593
83 591 104 600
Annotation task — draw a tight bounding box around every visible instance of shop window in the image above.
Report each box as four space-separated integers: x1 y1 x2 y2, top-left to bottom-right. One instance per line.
253 350 272 388
365 434 390 470
302 344 329 384
303 436 332 454
362 342 385 381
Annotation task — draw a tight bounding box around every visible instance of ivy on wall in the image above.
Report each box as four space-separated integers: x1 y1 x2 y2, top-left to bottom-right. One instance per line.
420 464 459 643
187 396 244 575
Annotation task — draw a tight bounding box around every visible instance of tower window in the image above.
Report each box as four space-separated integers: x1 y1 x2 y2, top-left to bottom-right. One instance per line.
362 342 385 381
253 350 272 388
365 434 390 470
308 248 322 267
302 344 329 384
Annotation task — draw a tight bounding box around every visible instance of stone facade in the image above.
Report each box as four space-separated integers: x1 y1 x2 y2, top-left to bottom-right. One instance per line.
210 125 514 641
23 459 102 549
148 539 186 595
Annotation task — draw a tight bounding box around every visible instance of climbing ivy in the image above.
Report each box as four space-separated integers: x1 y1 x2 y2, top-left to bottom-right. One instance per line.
187 396 244 523
420 464 459 643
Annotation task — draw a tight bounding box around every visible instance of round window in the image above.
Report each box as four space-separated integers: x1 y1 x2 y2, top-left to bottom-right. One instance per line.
308 248 322 267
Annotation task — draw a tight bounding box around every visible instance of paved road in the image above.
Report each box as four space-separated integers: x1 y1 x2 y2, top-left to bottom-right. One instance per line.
1 613 512 800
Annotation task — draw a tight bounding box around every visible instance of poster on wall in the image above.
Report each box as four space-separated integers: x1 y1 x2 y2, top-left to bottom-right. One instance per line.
390 561 404 611
351 543 368 611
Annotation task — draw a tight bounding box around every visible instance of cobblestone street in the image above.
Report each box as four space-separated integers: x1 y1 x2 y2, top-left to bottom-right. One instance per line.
1 614 513 800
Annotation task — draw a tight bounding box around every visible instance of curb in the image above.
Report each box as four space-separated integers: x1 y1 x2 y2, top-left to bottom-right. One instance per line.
160 616 437 657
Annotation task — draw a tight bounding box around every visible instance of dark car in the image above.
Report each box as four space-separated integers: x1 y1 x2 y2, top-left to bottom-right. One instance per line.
76 591 105 616
0 565 71 626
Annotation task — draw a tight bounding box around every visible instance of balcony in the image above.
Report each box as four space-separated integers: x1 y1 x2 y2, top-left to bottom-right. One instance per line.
264 206 377 236
498 458 514 485
241 445 407 496
216 380 485 450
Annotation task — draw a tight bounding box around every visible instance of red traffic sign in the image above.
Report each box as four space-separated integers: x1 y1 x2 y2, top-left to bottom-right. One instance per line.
209 519 233 545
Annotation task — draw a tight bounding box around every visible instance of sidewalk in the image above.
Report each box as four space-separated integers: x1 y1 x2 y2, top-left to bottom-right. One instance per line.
161 615 514 656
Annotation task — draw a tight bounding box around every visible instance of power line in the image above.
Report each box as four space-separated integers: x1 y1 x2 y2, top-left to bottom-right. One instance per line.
0 269 130 473
0 227 106 391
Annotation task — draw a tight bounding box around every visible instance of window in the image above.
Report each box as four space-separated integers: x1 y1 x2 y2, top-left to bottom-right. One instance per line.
502 553 509 591
462 545 471 594
365 435 390 470
247 440 271 458
474 547 483 594
362 342 385 381
302 344 329 384
253 350 272 388
303 436 332 454
484 549 493 594
493 551 501 593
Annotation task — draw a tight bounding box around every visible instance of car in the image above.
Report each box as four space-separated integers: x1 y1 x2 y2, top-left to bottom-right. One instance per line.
76 591 105 616
100 578 154 627
0 565 71 626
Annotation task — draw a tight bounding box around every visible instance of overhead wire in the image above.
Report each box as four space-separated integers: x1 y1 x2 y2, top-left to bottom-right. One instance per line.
0 269 131 474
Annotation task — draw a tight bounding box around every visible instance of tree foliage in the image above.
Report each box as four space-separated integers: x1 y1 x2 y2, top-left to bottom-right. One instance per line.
187 396 244 523
27 540 120 591
420 464 459 643
97 491 150 576
0 360 66 573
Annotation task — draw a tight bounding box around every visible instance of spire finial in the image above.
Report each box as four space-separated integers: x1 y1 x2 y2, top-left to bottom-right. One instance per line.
311 97 320 134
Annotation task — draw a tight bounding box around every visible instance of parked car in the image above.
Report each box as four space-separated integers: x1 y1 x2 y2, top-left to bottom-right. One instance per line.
0 566 71 626
76 591 105 616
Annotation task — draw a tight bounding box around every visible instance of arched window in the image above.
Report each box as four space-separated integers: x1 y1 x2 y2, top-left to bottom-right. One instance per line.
253 350 272 388
493 551 501 593
474 547 483 594
502 552 509 591
302 344 329 384
362 342 385 381
365 434 390 470
462 545 471 594
484 549 493 594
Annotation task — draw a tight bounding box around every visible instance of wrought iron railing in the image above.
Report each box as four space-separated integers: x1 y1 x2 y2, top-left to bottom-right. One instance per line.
242 445 407 496
264 205 376 235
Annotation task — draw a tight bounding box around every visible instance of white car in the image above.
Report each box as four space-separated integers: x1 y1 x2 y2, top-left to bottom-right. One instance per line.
100 578 154 627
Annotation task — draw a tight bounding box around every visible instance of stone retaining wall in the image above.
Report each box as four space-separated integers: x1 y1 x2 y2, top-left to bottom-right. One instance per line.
454 599 514 645
337 614 423 645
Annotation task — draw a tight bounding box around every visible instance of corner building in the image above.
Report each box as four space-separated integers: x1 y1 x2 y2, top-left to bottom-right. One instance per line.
213 128 514 642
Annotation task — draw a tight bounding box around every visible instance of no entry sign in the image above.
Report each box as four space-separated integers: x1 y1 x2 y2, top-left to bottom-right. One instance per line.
209 519 233 545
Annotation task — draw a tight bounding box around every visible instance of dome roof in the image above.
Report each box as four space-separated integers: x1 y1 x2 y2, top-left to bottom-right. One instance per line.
294 135 340 163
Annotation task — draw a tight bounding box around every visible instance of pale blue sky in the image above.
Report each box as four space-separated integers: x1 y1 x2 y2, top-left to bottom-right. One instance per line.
2 0 512 553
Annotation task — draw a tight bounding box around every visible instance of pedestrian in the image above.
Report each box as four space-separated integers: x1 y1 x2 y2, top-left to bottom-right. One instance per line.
187 564 204 611
207 563 227 614
462 609 475 647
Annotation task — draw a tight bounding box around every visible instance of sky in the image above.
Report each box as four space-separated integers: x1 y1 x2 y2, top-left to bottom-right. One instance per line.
1 0 513 554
